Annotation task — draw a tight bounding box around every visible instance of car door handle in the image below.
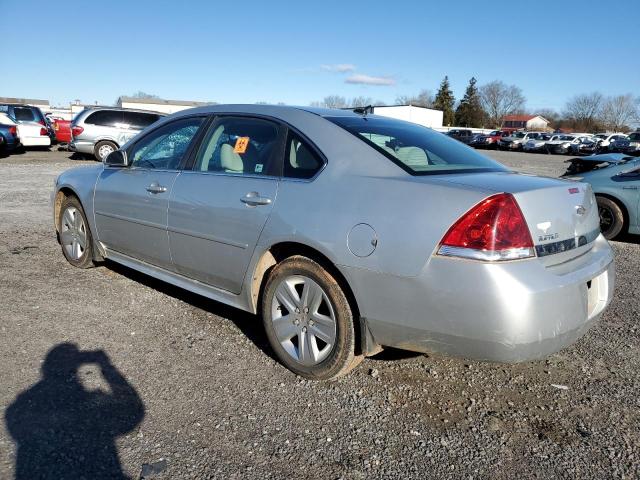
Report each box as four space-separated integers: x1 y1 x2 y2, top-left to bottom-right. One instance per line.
146 183 167 194
241 191 272 206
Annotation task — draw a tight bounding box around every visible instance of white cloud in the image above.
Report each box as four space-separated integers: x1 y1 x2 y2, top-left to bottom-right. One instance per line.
321 64 357 73
345 74 396 86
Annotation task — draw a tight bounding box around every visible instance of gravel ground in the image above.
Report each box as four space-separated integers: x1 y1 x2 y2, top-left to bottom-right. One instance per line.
0 148 638 479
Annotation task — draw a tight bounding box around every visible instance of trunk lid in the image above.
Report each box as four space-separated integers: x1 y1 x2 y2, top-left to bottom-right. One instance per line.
433 172 600 266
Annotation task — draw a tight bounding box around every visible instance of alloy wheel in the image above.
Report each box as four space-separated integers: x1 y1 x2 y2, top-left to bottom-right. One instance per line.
271 275 337 366
60 207 87 260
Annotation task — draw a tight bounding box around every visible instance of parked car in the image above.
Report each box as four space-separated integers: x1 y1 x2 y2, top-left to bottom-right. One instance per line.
545 134 593 155
445 129 475 144
569 135 602 155
0 113 20 154
609 132 640 155
523 133 559 152
53 118 71 143
52 105 614 380
469 130 510 149
69 107 165 161
0 104 51 148
593 133 628 151
562 153 639 239
498 131 545 150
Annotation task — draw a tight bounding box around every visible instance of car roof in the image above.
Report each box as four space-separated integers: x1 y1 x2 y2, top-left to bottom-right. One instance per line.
172 104 369 122
81 106 167 115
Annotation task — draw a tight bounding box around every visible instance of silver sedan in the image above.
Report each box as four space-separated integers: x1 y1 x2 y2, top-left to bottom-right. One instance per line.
52 105 615 380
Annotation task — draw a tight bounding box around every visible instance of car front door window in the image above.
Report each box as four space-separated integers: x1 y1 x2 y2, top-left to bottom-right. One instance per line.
129 117 204 170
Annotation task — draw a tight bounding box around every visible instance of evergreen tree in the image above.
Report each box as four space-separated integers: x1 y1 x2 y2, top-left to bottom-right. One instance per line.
455 77 486 127
433 76 456 126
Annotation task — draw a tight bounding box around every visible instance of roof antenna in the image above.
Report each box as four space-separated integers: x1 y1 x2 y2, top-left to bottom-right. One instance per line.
353 105 374 116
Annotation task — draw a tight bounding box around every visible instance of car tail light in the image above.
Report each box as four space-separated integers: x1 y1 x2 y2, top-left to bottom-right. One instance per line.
71 126 84 137
54 122 59 131
40 127 48 136
9 126 17 136
437 193 535 261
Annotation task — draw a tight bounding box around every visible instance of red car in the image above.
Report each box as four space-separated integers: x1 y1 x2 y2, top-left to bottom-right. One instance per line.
469 130 511 149
53 118 71 143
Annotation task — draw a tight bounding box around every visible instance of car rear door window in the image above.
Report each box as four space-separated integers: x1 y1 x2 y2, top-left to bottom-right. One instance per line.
129 116 204 170
283 133 323 179
85 110 124 127
123 112 161 130
194 117 280 176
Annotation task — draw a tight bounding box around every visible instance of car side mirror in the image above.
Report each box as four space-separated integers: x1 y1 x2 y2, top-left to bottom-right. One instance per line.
104 150 128 167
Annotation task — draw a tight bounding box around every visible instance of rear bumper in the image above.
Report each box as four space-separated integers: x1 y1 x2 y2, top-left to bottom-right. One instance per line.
20 136 51 147
344 235 615 362
68 140 94 154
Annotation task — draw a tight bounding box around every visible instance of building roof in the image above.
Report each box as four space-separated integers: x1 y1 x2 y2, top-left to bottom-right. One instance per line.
118 96 213 107
503 114 549 123
0 96 50 106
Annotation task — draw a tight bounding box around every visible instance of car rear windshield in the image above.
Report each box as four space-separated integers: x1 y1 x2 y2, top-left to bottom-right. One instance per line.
326 116 508 175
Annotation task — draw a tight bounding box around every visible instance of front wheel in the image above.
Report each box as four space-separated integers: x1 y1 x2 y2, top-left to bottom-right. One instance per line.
597 196 625 240
262 256 362 380
58 196 95 268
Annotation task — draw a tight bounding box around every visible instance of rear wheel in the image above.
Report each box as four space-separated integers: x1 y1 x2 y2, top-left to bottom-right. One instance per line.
596 196 625 240
262 256 362 380
94 140 117 162
58 196 95 268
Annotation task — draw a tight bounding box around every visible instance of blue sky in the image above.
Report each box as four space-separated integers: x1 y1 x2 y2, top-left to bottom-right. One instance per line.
3 0 639 112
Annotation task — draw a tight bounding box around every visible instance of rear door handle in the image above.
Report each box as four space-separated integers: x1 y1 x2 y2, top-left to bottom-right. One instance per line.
146 183 167 194
241 191 272 206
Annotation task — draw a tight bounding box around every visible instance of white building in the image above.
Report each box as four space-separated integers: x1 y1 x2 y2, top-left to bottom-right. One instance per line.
117 96 213 114
502 115 551 131
0 96 50 112
371 105 443 129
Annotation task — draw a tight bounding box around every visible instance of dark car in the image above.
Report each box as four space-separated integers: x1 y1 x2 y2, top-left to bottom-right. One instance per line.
445 129 475 144
0 123 19 154
610 132 640 155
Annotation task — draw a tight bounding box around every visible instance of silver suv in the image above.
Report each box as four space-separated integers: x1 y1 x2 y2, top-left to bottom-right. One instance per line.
69 107 165 160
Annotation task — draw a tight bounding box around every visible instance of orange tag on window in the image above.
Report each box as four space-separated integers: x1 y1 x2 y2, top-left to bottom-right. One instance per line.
234 137 250 154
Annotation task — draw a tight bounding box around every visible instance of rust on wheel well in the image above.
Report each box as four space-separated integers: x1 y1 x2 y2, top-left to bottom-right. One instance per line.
54 187 78 232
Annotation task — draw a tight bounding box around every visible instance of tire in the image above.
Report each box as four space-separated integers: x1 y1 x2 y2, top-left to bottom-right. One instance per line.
58 196 95 268
93 140 117 162
262 255 363 380
596 196 625 240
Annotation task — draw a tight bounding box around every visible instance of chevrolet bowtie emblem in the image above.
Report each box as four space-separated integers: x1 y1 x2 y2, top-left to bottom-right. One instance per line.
575 206 586 215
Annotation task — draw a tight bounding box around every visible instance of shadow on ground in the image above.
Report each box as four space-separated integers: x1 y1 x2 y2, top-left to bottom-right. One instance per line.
103 260 278 363
4 343 144 479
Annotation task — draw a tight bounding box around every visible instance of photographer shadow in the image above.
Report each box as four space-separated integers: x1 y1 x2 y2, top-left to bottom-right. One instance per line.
4 343 145 480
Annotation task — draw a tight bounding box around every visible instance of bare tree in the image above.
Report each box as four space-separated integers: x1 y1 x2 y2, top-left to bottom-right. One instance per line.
395 89 433 107
600 94 638 131
563 92 603 132
350 96 373 108
479 81 526 128
130 91 160 99
321 95 348 109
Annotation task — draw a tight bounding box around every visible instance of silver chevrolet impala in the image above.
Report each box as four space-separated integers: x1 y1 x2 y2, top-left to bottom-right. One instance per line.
52 105 615 380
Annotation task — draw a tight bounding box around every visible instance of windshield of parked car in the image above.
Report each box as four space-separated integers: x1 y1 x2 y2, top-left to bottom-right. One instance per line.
629 133 640 141
512 132 525 138
327 116 508 175
540 134 552 140
558 135 575 141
